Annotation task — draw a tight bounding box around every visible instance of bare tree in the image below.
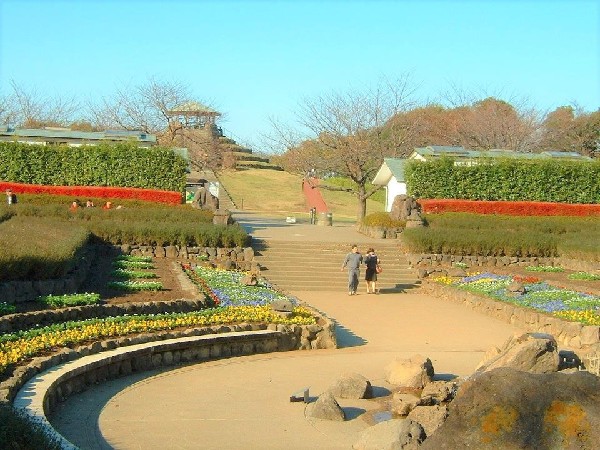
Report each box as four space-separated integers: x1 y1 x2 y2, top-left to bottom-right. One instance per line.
272 75 418 222
0 81 79 127
88 77 225 170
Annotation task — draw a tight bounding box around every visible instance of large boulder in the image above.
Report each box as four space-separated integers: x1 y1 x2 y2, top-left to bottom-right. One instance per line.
406 404 449 437
475 332 560 374
390 392 422 416
306 391 345 421
385 354 434 388
420 381 457 405
327 372 373 399
353 419 425 450
421 367 600 449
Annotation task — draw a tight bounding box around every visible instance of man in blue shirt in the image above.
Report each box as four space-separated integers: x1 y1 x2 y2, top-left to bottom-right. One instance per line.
341 245 363 295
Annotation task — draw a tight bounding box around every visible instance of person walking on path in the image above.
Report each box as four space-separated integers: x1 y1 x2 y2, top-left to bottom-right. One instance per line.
364 247 380 294
341 244 363 295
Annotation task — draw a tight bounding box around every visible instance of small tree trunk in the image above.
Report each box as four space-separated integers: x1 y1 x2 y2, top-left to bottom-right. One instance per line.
356 184 367 223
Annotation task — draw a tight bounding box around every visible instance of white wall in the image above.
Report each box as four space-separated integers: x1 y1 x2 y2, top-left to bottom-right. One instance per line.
385 175 407 212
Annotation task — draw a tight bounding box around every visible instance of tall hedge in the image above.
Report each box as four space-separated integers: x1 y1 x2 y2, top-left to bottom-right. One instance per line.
405 157 600 204
0 142 187 193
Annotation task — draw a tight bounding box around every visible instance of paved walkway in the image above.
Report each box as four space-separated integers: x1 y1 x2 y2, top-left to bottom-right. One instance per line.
51 214 526 449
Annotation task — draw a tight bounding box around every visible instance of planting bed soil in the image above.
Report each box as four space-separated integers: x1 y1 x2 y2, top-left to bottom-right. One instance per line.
81 249 199 306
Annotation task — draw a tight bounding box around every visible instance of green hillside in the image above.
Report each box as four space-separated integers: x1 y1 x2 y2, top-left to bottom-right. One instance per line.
217 169 384 220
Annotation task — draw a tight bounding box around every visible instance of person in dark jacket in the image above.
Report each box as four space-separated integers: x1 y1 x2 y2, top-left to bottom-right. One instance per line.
364 248 380 294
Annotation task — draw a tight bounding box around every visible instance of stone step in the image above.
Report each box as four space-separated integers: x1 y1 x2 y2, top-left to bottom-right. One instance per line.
253 239 419 292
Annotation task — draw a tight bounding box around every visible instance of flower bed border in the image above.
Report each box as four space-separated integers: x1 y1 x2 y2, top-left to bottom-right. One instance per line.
407 253 599 273
418 199 600 216
421 281 600 354
0 181 182 205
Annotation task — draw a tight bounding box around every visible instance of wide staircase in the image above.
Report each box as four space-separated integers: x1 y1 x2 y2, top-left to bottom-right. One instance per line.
252 240 419 293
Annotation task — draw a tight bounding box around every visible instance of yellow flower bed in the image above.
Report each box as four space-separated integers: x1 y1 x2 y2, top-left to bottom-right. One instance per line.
553 309 600 326
0 306 316 374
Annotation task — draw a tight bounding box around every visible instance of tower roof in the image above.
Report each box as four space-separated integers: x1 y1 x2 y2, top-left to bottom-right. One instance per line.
168 101 221 117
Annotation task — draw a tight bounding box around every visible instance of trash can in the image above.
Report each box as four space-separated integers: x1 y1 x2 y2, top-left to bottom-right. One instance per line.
318 211 333 226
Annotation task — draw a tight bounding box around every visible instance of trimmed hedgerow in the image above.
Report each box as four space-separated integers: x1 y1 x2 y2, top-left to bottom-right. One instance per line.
0 216 90 281
401 213 599 260
0 141 187 194
405 157 600 204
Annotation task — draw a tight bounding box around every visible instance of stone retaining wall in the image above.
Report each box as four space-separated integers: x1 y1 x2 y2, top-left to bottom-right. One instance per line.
0 244 259 306
422 281 600 352
0 245 96 305
0 299 210 334
407 253 599 272
1 304 336 405
11 330 287 450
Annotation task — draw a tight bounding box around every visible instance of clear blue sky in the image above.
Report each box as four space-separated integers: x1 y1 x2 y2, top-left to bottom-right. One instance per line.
1 0 598 150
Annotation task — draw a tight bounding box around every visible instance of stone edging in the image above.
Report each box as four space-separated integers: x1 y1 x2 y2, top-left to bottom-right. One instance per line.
12 330 282 450
421 281 600 353
407 253 599 272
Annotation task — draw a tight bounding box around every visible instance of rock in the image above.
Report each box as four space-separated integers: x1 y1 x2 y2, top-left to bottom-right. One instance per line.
391 392 421 416
475 332 560 374
507 281 526 295
353 419 425 450
417 268 429 279
327 372 373 400
421 367 600 449
165 245 179 258
406 404 448 437
385 354 434 388
420 381 457 405
306 391 345 421
271 299 294 312
447 267 467 277
240 273 258 286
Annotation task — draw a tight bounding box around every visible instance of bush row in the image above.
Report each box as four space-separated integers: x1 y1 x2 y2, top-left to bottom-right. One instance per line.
418 199 600 216
401 213 600 260
405 157 600 204
1 181 182 204
0 204 248 281
0 216 90 281
0 141 187 193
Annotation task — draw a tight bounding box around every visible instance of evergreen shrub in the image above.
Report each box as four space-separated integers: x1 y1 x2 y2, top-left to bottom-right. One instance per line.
405 157 600 204
0 141 187 193
362 212 405 228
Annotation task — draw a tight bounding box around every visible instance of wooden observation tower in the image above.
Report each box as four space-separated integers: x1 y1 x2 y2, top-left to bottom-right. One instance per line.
167 101 221 131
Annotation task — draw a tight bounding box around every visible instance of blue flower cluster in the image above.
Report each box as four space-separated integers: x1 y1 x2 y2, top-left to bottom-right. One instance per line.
194 267 296 308
453 273 600 314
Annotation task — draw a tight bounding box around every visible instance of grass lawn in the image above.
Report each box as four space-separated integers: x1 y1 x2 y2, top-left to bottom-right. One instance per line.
218 169 385 221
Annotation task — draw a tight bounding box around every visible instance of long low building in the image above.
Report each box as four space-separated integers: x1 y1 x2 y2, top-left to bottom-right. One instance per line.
0 126 157 147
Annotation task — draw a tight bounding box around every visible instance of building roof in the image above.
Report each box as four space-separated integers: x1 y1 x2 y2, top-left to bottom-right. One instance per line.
411 146 593 161
372 157 407 185
168 101 221 116
0 126 157 144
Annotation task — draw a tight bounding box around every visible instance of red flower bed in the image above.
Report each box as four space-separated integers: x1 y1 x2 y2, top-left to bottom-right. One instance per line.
0 182 182 205
418 199 600 217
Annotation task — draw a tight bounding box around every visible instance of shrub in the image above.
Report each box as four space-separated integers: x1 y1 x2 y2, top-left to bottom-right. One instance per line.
405 157 600 204
0 404 61 450
0 216 90 281
401 213 599 259
362 212 405 228
0 141 187 193
37 292 101 308
0 302 16 316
